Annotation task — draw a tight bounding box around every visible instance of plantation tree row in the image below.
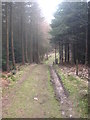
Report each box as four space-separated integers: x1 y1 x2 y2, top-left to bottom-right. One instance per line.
88 1 90 66
50 2 90 66
2 2 50 71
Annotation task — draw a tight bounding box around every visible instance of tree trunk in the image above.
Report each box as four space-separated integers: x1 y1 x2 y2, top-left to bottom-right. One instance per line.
76 44 78 76
69 43 72 63
55 43 56 63
25 31 28 63
66 44 68 62
30 29 33 63
68 43 69 62
73 44 76 64
88 2 90 66
46 50 48 60
71 43 74 64
36 36 39 63
21 4 25 64
32 35 35 62
10 3 16 68
36 19 39 64
76 59 78 76
59 42 60 64
29 21 33 63
60 45 62 62
6 3 9 72
65 44 67 62
85 23 88 65
61 43 63 63
85 2 88 65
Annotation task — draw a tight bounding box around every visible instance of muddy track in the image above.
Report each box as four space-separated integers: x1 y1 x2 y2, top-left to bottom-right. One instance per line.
49 65 80 118
54 68 69 97
2 64 37 108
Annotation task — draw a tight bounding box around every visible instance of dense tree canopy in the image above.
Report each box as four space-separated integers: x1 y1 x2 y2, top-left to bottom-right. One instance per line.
50 2 89 65
88 1 90 66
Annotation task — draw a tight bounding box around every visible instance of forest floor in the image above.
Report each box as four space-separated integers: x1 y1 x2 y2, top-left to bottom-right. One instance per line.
2 53 88 118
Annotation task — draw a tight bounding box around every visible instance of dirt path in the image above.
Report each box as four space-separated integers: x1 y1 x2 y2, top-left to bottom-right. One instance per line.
49 65 80 118
2 64 37 108
2 63 81 118
2 64 61 118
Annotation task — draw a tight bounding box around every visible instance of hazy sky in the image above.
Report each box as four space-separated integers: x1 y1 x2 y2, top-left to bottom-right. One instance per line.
38 0 63 23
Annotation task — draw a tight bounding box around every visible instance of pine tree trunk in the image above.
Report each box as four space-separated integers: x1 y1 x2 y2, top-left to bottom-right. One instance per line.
21 26 25 64
55 43 56 63
88 2 90 66
73 44 76 64
85 23 88 65
66 44 68 62
6 3 9 72
76 44 78 76
29 21 33 63
37 38 39 63
21 4 25 64
25 31 28 63
60 44 62 62
85 2 88 65
69 43 72 63
36 19 39 64
10 3 15 68
59 42 60 64
76 59 78 76
61 44 63 63
32 36 35 62
46 49 48 60
68 43 69 62
65 44 67 62
30 28 33 63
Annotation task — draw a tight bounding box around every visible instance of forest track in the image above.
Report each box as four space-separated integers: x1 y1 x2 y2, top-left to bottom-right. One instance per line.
2 64 37 108
49 65 80 118
2 63 81 118
2 64 61 118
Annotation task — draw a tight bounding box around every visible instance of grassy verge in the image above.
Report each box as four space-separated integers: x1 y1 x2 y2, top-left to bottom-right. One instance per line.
54 65 88 118
2 64 30 95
